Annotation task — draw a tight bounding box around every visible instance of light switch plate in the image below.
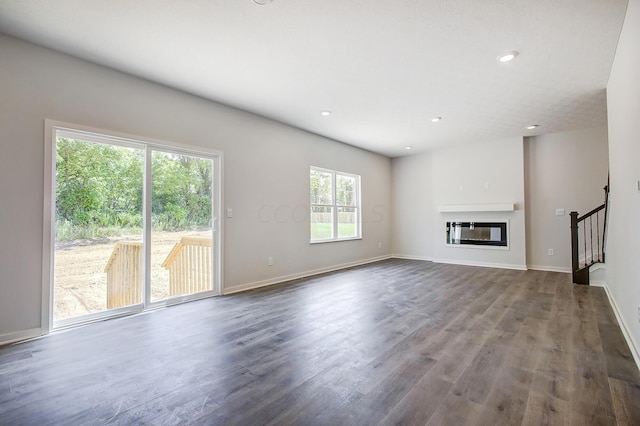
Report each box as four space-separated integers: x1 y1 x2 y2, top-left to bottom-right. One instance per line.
555 208 565 216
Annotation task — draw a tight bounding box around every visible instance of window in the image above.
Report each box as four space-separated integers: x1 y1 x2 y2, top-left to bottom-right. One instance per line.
310 166 361 242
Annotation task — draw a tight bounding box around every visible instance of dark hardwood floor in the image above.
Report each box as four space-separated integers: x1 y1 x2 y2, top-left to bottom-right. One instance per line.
1 259 639 425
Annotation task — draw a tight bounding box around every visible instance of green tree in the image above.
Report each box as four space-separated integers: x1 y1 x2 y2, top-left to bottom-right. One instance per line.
55 138 212 239
56 138 144 237
151 152 212 230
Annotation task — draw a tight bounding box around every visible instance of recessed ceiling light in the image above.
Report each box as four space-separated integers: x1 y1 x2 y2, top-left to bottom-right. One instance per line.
320 110 332 116
253 0 272 5
498 51 519 62
526 125 539 130
405 146 413 150
431 117 442 123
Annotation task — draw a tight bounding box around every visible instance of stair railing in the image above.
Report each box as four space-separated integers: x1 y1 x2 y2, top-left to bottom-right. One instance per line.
104 241 143 308
161 237 212 296
570 184 609 285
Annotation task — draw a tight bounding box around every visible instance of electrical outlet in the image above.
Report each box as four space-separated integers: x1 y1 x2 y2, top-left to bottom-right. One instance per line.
268 257 273 266
378 242 382 248
548 249 555 256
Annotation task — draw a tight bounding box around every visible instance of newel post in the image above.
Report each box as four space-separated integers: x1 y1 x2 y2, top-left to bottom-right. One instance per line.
570 211 579 281
602 184 609 263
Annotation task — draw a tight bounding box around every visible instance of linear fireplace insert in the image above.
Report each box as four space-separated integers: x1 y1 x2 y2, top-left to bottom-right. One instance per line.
446 221 508 247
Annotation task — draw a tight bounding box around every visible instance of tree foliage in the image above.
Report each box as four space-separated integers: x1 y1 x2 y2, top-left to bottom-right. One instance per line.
151 151 212 230
55 138 212 240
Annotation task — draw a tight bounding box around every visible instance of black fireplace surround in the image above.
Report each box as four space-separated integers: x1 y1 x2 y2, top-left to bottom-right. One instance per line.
446 221 508 247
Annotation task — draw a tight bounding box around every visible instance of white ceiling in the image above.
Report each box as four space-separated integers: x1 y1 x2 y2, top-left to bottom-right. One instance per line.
0 0 628 157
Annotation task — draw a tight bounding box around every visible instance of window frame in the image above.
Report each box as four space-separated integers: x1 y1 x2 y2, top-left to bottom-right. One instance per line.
310 166 362 243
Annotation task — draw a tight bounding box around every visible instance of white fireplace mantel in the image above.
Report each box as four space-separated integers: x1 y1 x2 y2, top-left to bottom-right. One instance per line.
437 203 515 213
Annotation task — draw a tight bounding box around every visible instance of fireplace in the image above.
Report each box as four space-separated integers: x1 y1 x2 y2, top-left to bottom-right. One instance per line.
446 221 508 247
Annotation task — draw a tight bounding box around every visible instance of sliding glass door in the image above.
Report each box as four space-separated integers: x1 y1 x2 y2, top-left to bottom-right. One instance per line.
150 151 214 302
48 126 220 328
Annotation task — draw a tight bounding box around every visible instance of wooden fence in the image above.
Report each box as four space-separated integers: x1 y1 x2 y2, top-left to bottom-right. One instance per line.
161 237 212 297
104 241 142 309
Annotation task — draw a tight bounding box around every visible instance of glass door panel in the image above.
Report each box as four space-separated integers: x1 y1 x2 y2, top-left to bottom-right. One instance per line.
150 151 214 302
53 137 144 323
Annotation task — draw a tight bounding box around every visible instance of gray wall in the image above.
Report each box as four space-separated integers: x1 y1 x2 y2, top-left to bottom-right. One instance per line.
606 0 640 363
391 152 434 260
0 35 392 343
524 127 609 271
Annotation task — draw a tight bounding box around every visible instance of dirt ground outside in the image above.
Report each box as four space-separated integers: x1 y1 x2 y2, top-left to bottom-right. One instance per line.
54 229 212 321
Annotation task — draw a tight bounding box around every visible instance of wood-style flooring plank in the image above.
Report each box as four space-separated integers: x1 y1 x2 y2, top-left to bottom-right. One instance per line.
522 391 570 426
569 348 617 425
609 377 640 426
474 366 534 426
598 322 640 383
377 369 452 426
0 259 638 425
450 328 516 405
425 390 483 426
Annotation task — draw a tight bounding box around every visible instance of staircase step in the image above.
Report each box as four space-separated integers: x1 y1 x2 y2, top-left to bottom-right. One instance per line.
589 263 606 287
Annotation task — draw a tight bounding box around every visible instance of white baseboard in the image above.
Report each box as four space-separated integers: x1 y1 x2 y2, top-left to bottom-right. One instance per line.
432 258 527 271
527 264 572 273
0 328 42 347
222 255 392 295
391 254 433 262
601 284 640 371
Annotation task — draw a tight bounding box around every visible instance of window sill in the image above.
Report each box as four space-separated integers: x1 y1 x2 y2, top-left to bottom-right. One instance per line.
310 237 362 244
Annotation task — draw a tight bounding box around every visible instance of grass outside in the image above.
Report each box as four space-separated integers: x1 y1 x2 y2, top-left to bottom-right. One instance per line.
311 223 356 240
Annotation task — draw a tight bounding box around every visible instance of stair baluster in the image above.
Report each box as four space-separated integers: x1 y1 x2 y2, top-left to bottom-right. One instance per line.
570 184 609 285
